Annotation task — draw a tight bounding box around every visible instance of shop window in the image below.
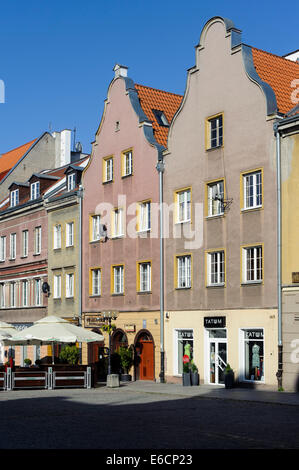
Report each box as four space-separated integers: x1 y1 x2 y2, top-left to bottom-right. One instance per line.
175 329 193 375
242 329 264 382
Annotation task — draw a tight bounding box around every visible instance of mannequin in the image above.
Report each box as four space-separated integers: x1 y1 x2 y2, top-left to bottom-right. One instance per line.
252 343 260 380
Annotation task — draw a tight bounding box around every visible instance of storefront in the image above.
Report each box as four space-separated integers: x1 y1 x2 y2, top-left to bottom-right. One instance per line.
165 309 277 387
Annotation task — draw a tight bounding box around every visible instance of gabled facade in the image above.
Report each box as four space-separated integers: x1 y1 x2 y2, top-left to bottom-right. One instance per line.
81 65 182 378
163 17 299 388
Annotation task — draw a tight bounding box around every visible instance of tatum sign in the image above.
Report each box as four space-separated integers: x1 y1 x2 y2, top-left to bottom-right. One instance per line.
204 316 226 328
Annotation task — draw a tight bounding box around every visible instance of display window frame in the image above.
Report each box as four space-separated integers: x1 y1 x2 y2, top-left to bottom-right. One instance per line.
239 327 265 384
173 328 194 376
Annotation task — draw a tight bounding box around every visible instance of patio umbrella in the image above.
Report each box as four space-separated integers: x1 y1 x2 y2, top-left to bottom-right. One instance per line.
0 321 17 364
3 315 104 364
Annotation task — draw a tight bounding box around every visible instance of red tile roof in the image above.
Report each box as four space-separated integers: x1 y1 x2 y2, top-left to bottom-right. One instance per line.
252 48 299 115
0 139 37 180
135 84 183 147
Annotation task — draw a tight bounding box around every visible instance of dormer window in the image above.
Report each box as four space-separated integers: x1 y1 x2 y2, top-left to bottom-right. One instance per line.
152 109 169 127
30 181 40 200
10 189 19 207
67 173 76 191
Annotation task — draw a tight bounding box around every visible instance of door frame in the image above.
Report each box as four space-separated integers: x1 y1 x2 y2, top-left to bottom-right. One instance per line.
204 328 227 385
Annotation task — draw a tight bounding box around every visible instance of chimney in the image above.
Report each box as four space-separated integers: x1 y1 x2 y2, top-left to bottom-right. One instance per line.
53 129 71 167
113 64 128 78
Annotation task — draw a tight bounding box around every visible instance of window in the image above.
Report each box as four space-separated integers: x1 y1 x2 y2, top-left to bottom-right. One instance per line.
34 279 41 306
91 215 101 241
66 222 74 247
53 225 61 249
122 150 133 177
22 230 28 257
103 156 113 183
22 280 28 306
242 245 263 283
241 329 264 382
0 236 6 261
65 273 74 298
53 274 61 299
176 255 191 289
207 250 225 286
175 188 191 223
242 170 263 210
152 109 169 127
112 208 124 238
10 189 19 207
207 180 224 217
10 233 16 260
0 283 5 308
67 173 76 191
112 265 124 294
138 201 151 232
175 329 193 375
30 181 40 200
34 227 41 255
138 262 151 292
91 268 101 296
10 282 16 308
206 113 223 149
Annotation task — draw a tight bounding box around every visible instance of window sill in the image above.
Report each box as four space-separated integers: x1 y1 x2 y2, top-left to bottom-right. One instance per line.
175 220 191 225
175 287 191 290
206 145 223 152
111 235 125 240
102 180 113 185
241 206 263 213
66 296 74 300
137 291 152 295
33 253 41 256
90 294 101 298
53 297 61 301
9 258 16 261
20 255 28 259
121 174 133 179
111 293 124 297
206 214 224 220
66 245 74 249
53 248 62 252
137 229 151 236
206 284 225 288
241 281 263 286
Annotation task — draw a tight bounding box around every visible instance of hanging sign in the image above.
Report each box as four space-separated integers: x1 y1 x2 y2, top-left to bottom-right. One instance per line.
204 316 226 328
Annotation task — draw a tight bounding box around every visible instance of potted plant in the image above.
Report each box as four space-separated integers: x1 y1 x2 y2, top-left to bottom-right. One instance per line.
224 363 234 389
182 363 191 386
24 358 32 367
59 344 80 365
119 346 133 381
190 361 200 386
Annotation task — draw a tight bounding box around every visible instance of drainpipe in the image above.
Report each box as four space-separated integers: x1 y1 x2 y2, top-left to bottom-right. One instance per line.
156 158 165 383
78 185 83 326
274 123 283 389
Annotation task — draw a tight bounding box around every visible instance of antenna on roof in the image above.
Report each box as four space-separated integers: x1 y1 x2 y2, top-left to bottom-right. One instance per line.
49 122 52 133
73 127 76 151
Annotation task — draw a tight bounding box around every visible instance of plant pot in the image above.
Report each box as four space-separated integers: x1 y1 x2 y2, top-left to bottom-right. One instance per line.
182 372 191 386
224 371 234 389
120 374 132 382
191 371 199 386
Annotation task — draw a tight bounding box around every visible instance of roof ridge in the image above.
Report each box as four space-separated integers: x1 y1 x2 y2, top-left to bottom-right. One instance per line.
135 83 183 97
252 46 299 66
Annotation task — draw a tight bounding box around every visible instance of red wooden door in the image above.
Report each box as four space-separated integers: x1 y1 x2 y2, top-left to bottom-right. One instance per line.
139 340 154 380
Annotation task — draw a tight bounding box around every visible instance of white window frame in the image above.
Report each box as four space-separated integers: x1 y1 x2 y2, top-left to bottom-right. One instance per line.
22 280 28 307
34 278 41 306
112 208 124 238
138 201 151 232
10 282 16 308
53 224 62 249
0 283 5 308
139 262 151 292
123 150 133 177
243 170 262 210
34 227 42 255
242 246 263 284
91 215 101 241
30 181 40 200
65 273 74 298
208 114 223 149
53 274 61 299
66 222 74 247
91 269 101 296
22 230 28 257
10 233 16 260
10 189 19 207
0 236 6 262
67 173 76 191
207 250 225 286
207 180 224 217
176 255 191 289
104 157 113 182
113 265 124 294
176 189 191 223
239 328 265 383
173 329 194 376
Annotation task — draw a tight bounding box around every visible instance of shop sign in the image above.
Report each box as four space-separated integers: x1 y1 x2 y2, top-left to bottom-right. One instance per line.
204 316 226 328
83 314 105 328
244 329 264 340
124 324 136 332
178 330 193 339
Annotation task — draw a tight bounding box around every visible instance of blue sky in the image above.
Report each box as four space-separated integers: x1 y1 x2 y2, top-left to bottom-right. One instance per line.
0 0 298 155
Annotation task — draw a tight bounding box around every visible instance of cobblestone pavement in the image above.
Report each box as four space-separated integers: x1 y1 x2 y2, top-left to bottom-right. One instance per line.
0 383 299 450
